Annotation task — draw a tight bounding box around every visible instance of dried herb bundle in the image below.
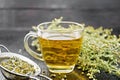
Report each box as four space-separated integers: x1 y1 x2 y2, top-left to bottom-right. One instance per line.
77 27 120 80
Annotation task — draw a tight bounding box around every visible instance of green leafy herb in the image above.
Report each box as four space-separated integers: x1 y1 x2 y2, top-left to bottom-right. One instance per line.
77 27 120 80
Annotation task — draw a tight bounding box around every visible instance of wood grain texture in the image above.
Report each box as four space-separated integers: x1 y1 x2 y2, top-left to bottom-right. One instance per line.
0 0 120 35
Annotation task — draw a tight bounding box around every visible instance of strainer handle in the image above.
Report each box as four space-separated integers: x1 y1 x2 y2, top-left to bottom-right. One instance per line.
0 44 10 53
29 74 52 80
29 76 40 80
38 74 52 80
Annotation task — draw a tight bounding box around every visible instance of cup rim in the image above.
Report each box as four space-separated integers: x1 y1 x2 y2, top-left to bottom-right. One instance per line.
36 21 84 32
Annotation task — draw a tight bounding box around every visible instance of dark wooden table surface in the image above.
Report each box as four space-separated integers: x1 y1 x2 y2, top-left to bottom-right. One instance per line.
0 0 120 80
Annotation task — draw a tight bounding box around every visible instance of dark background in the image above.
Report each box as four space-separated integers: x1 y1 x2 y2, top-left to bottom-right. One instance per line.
0 0 120 80
0 0 120 34
0 0 120 51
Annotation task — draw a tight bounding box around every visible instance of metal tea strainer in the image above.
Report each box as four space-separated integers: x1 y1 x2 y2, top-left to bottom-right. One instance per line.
0 44 52 80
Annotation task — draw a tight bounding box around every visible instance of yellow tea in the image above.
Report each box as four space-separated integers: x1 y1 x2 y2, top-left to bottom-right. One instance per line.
39 35 83 73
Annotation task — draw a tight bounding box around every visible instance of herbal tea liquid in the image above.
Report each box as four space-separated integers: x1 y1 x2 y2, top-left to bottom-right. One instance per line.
39 35 82 73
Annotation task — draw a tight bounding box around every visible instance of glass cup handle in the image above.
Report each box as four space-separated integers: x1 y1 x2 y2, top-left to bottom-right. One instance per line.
24 31 43 61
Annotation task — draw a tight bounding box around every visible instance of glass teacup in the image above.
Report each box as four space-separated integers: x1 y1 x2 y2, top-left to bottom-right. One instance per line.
24 21 84 73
